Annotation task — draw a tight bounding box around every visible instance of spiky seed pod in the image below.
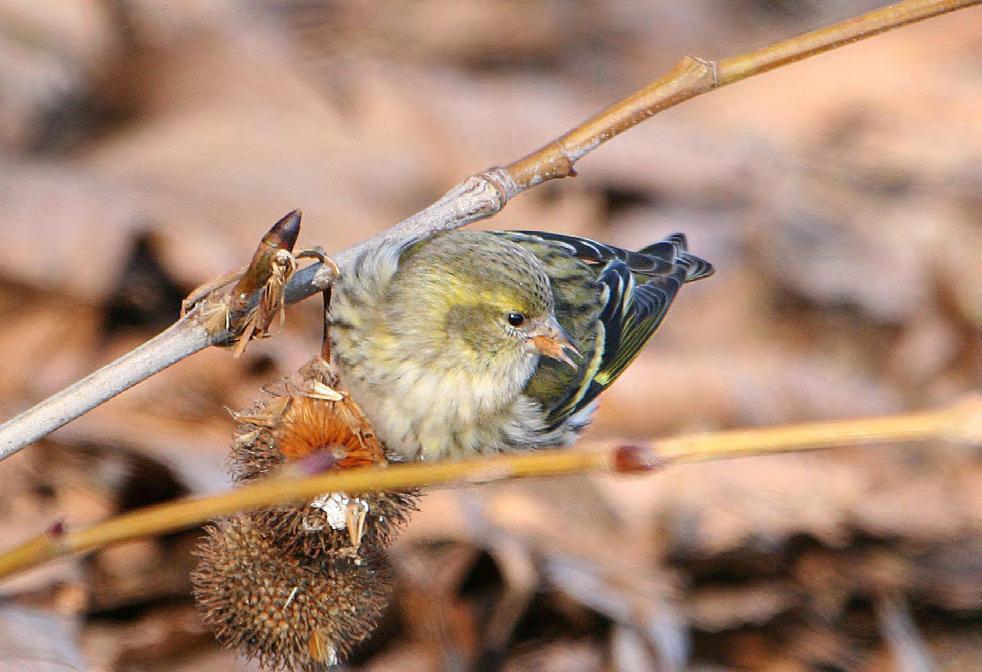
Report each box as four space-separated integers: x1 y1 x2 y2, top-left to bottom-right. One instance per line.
230 358 418 557
192 514 392 671
264 488 420 561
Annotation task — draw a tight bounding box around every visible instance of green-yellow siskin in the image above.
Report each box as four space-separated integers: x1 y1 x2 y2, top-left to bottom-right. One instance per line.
329 229 713 461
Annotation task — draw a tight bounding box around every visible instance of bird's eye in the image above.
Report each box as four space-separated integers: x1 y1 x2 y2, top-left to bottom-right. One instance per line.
507 312 526 327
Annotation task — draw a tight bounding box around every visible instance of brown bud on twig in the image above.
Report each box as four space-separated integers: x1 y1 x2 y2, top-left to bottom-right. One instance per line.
227 210 302 357
181 210 307 358
229 210 302 311
231 358 418 558
191 513 392 670
611 444 665 473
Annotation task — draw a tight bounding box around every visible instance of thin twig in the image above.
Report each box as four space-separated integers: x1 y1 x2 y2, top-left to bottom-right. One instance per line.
1 398 977 580
0 0 976 461
506 0 979 188
0 320 211 462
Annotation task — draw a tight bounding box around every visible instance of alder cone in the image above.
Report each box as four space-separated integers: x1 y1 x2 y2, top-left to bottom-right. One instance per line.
192 513 392 671
230 358 418 557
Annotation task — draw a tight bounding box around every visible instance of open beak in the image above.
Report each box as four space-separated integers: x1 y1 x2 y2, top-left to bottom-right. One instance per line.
528 315 580 370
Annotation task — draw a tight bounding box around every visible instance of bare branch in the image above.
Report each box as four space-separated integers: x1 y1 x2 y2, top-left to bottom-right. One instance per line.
1 398 977 580
0 320 211 462
0 0 976 461
506 0 979 189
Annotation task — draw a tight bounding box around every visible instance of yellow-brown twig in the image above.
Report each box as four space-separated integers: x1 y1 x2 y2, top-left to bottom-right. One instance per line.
505 0 978 190
1 397 976 581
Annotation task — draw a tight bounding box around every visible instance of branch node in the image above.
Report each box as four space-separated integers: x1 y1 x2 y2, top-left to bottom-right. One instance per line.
612 444 666 473
690 56 720 88
47 520 66 538
401 169 514 232
673 55 719 94
481 167 521 201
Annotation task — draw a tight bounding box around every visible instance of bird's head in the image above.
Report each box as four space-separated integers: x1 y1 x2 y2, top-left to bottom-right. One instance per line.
392 231 579 375
453 282 580 371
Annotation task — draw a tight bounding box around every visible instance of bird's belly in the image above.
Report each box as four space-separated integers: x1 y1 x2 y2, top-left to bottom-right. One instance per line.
341 364 541 461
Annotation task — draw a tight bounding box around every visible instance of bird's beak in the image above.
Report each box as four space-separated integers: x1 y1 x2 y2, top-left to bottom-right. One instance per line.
528 315 580 370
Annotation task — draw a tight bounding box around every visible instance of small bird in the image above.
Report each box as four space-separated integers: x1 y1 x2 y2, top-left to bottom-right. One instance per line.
329 229 713 461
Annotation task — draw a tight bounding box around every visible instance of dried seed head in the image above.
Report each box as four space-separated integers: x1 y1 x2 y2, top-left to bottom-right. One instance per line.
230 359 383 481
263 487 419 559
192 514 391 671
230 358 418 557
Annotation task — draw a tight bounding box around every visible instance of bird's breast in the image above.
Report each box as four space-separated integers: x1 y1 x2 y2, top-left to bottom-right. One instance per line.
338 357 529 460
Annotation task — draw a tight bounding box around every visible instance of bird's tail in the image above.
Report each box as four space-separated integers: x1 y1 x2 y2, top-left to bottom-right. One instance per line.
640 233 714 282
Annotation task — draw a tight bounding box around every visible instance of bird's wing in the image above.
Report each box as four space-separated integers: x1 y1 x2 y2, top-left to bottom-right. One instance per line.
500 231 713 431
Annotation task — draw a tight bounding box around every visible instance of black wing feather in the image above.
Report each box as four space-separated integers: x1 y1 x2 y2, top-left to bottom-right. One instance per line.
528 232 712 430
512 230 676 275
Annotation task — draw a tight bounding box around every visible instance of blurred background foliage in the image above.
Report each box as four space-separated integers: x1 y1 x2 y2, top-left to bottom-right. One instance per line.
0 1 979 670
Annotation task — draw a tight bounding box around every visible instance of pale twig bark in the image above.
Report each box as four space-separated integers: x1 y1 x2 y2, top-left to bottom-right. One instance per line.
1 397 978 580
0 0 977 461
